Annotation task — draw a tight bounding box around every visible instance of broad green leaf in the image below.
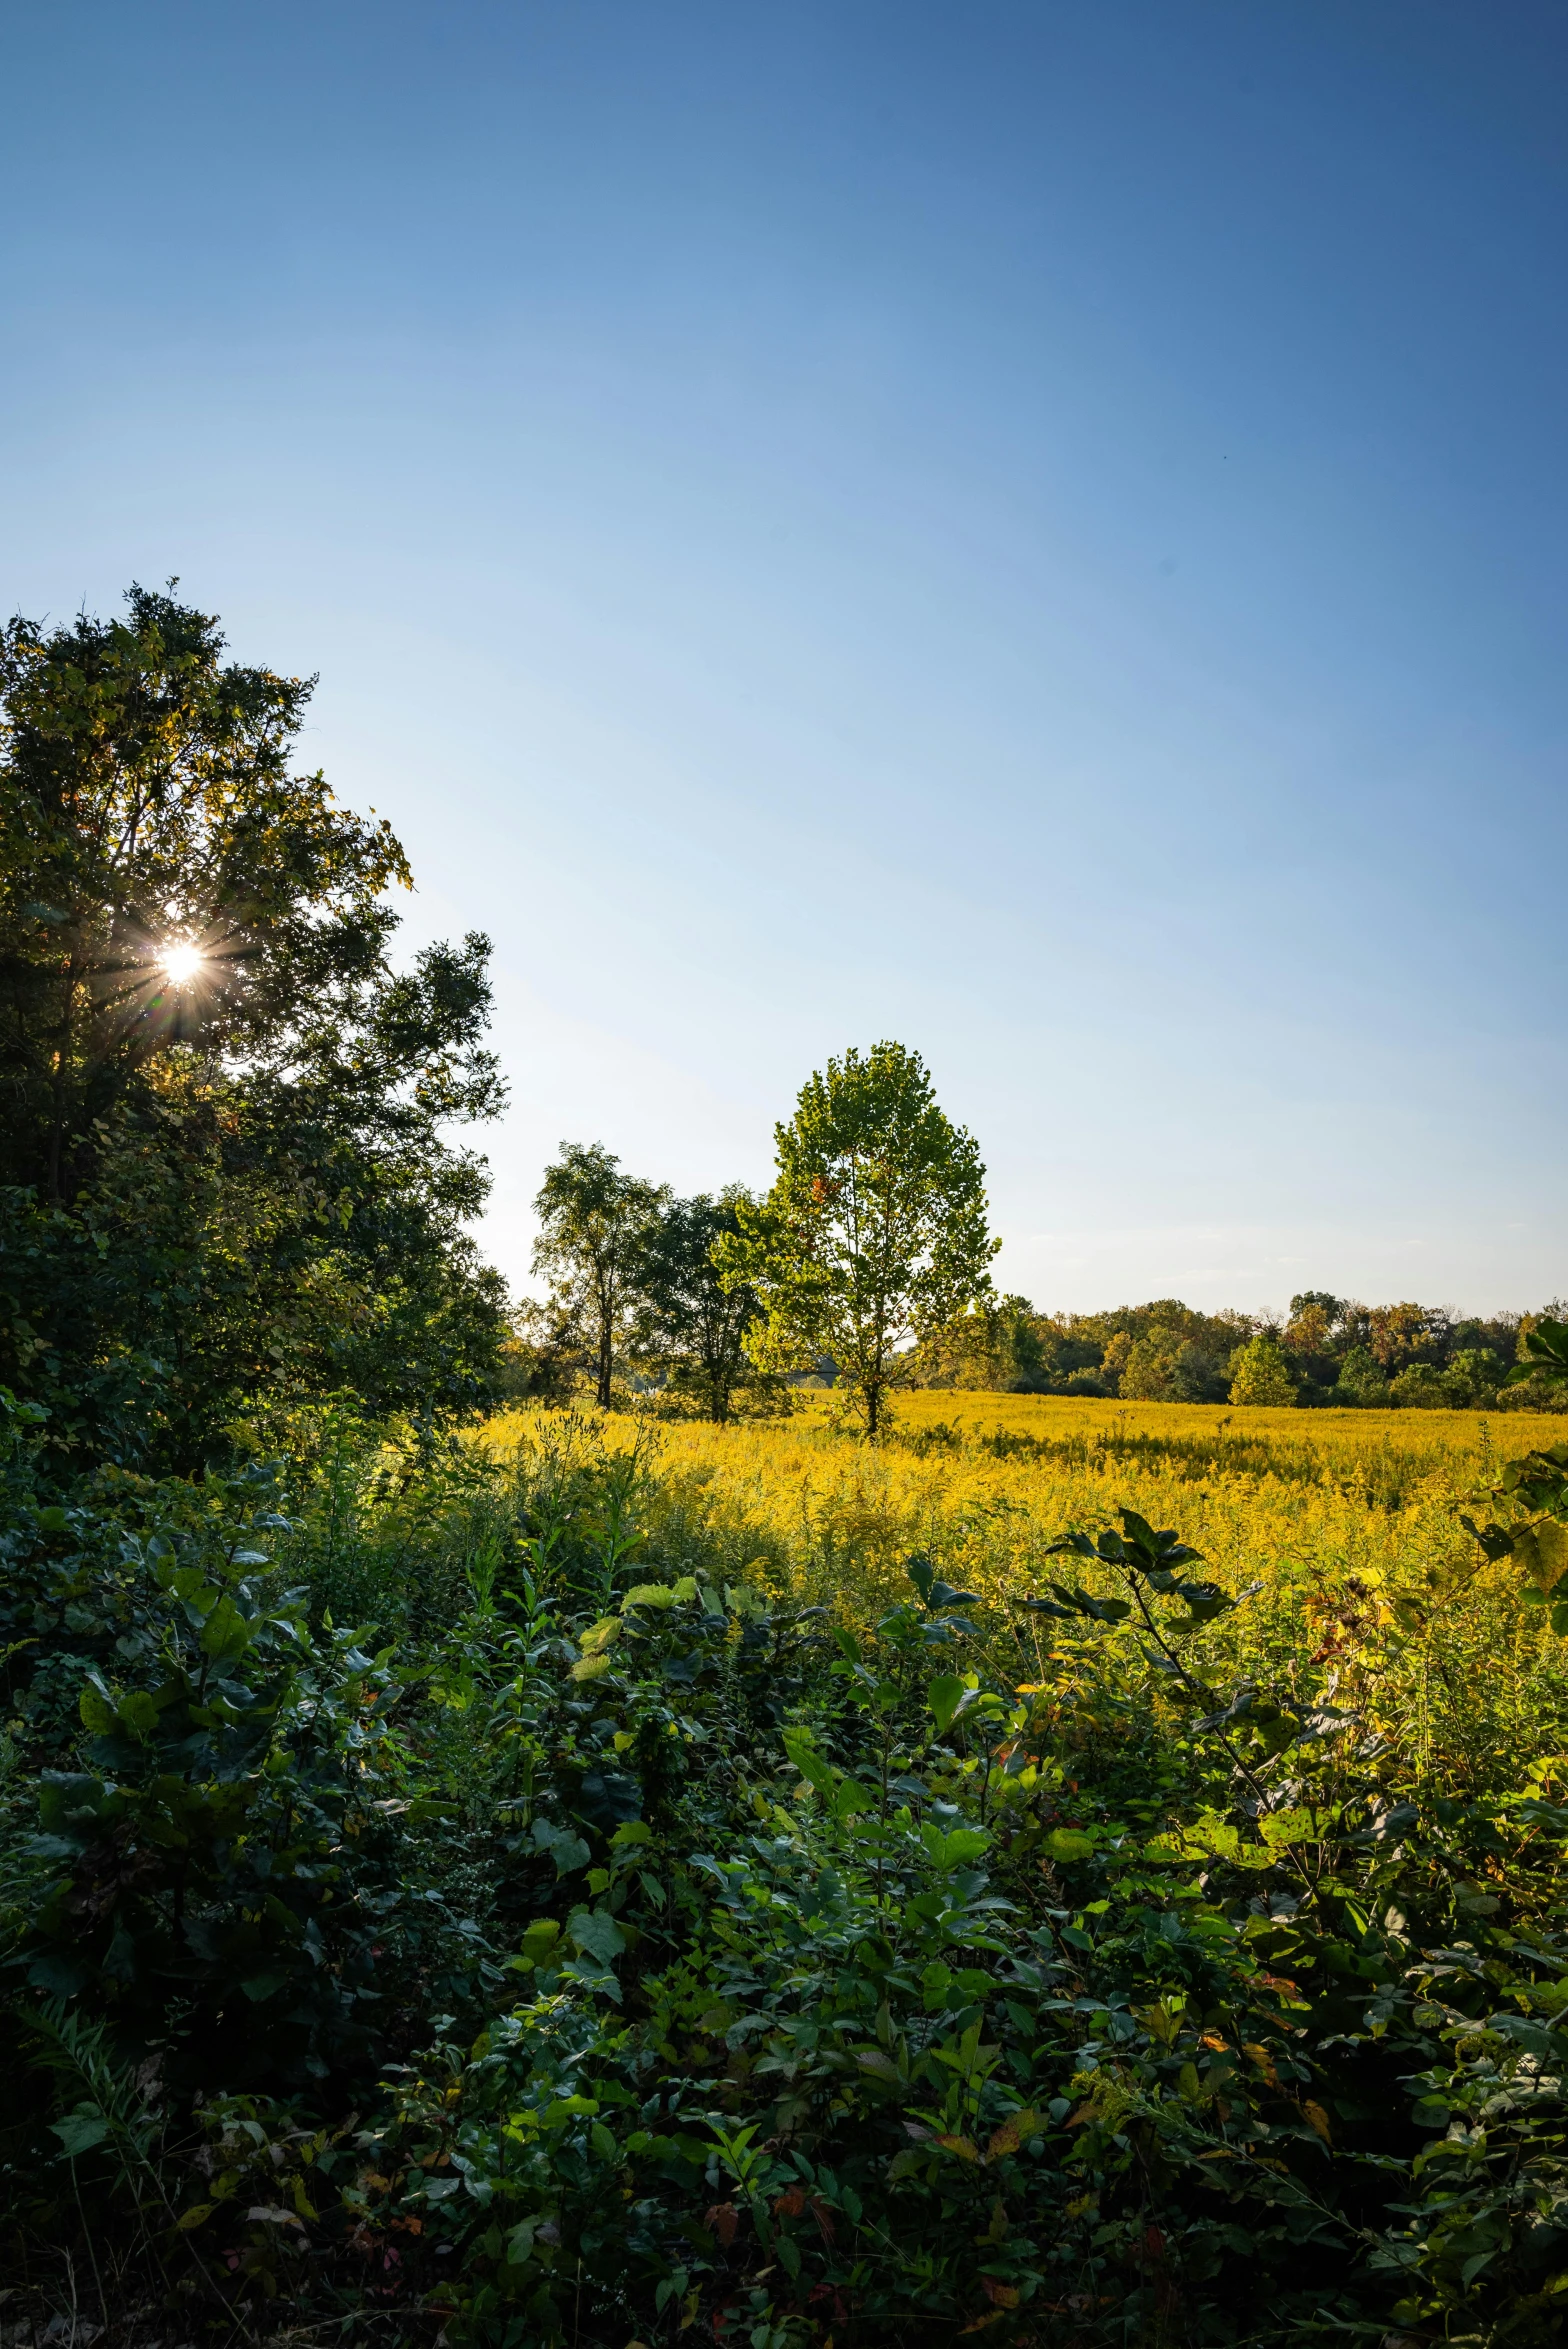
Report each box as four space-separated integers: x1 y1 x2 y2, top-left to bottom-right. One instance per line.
923 1820 993 1868
854 2048 901 2081
620 1583 679 1611
1260 1808 1315 1848
51 2108 110 2159
117 1689 162 1738
927 1674 966 1735
832 1777 876 1819
532 1819 591 1876
198 1594 255 1662
78 1681 116 1736
1514 1519 1568 1595
568 1907 628 1965
1044 1827 1096 1862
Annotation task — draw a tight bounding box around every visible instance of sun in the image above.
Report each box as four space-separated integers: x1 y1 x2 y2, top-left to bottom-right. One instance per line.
161 941 205 986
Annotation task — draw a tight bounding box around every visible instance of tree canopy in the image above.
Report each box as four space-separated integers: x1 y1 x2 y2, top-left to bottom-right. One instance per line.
0 585 508 1466
532 1142 669 1409
632 1186 771 1422
1227 1332 1299 1408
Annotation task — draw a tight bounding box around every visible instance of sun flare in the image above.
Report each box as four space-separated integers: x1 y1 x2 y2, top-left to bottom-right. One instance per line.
161 941 204 986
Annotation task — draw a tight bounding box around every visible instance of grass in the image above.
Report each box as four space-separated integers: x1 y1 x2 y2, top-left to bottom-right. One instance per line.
486 1390 1568 1794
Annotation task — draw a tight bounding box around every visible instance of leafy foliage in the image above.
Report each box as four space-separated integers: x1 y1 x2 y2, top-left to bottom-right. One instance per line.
0 586 508 1467
532 1142 671 1410
633 1187 783 1422
10 1396 1568 2345
1227 1334 1298 1409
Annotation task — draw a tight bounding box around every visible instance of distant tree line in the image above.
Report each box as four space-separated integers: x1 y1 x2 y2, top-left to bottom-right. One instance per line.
908 1290 1567 1410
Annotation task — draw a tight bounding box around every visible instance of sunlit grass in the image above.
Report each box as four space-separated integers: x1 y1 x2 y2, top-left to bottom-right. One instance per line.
484 1391 1568 1791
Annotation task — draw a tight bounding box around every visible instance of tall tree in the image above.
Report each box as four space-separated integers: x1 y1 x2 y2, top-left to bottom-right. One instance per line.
634 1187 765 1422
532 1143 669 1408
0 585 508 1465
719 1041 998 1436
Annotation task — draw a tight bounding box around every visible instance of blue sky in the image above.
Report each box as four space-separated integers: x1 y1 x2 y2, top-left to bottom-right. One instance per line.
3 0 1564 1313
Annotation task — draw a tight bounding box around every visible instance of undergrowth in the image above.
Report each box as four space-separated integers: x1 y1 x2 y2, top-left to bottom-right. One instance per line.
6 1395 1568 2346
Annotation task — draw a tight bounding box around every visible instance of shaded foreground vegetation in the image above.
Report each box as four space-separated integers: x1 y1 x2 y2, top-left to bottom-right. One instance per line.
8 1396 1568 2346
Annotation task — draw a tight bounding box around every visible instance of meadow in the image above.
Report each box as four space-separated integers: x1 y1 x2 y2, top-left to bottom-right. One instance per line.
490 1390 1568 1794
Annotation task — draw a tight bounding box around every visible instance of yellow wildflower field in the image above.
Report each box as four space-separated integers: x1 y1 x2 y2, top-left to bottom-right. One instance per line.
486 1390 1568 1789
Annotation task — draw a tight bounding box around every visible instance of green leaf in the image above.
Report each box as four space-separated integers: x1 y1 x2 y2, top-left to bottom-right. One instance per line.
198 1594 256 1663
1044 1584 1131 1626
117 1689 162 1738
783 1728 837 1796
568 1907 628 1965
832 1777 876 1819
51 2108 110 2159
520 1918 562 1964
854 2047 902 2081
542 2094 601 2123
78 1679 116 1736
1259 1808 1315 1848
921 1820 993 1868
1487 2012 1562 2060
927 1674 966 1734
620 1582 679 1612
1514 1520 1568 1594
532 1818 591 1876
1505 1317 1568 1385
1460 1514 1516 1563
1045 1828 1096 1862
